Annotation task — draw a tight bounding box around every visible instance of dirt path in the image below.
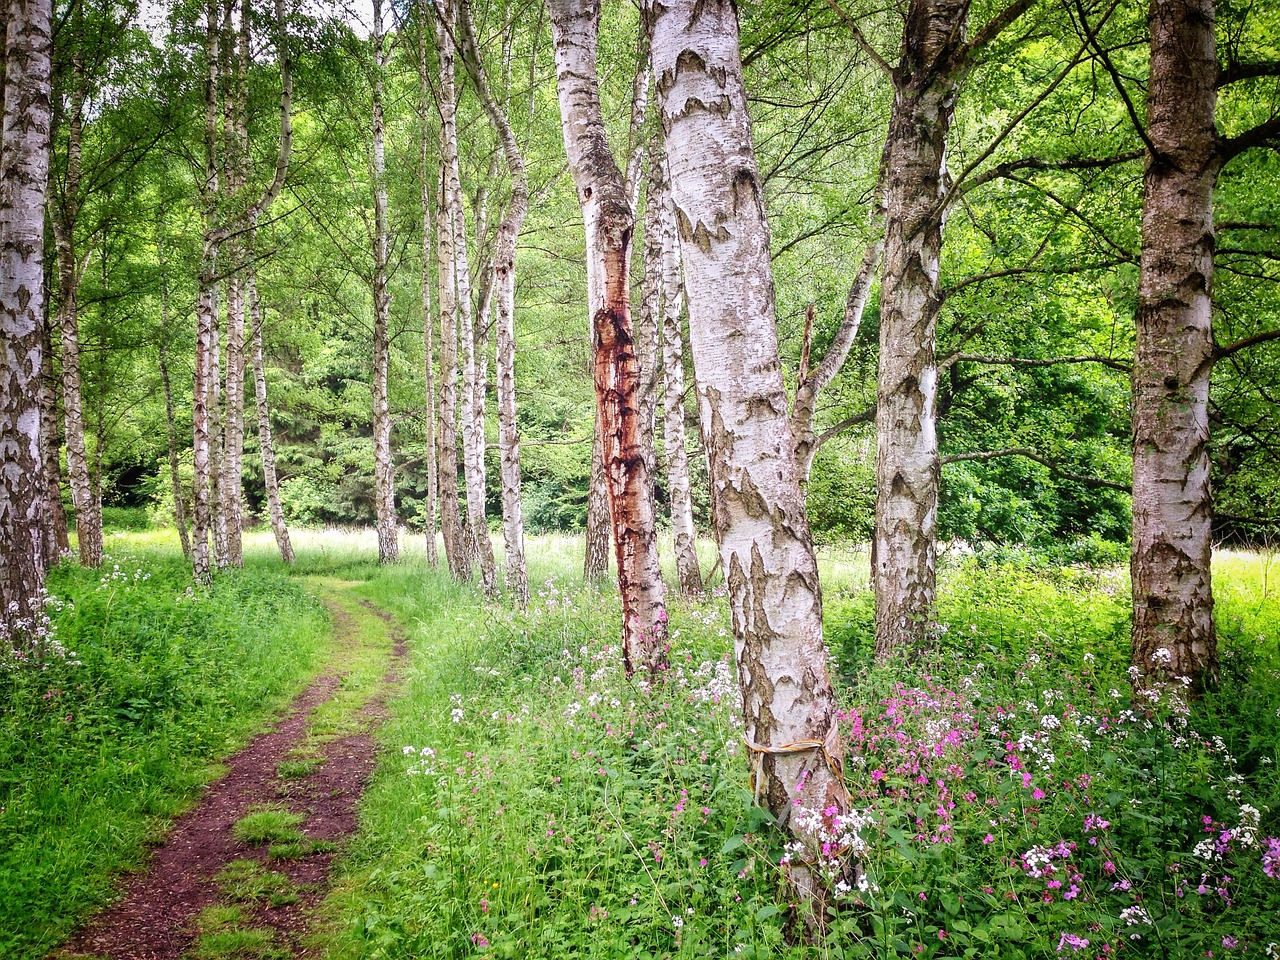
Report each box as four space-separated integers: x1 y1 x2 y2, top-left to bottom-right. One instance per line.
57 585 406 960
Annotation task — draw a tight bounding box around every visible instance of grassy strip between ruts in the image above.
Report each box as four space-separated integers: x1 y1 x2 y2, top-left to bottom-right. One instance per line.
0 543 332 960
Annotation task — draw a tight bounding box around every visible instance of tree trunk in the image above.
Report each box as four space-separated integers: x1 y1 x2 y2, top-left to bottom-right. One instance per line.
417 32 439 569
439 0 496 595
248 276 293 563
872 0 968 659
636 149 662 485
191 0 221 586
1130 0 1219 689
550 0 668 678
434 73 471 583
209 272 229 569
583 418 610 580
654 152 702 596
0 0 53 642
52 56 102 569
39 302 68 562
651 0 855 913
159 336 192 561
457 0 528 605
370 0 398 565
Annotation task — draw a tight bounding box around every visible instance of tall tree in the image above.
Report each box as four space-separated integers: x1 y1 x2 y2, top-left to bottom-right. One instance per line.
38 305 68 561
455 0 529 605
370 0 398 564
548 0 668 678
434 5 472 582
0 0 54 639
653 147 701 596
650 0 856 913
248 277 293 563
416 22 439 569
1129 0 1279 687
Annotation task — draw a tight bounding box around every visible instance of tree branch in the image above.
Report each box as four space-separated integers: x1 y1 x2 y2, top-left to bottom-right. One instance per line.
943 257 1128 299
1215 328 1280 361
949 352 1131 373
1219 115 1280 164
939 446 1131 492
1216 60 1280 88
822 0 892 76
1071 0 1158 158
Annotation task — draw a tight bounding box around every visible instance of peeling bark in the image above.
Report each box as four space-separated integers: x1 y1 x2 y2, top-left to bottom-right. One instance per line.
550 0 668 677
0 0 53 636
651 0 854 914
1131 0 1218 689
371 0 398 565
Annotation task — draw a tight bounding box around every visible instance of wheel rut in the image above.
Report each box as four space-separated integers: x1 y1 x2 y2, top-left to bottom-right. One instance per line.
56 586 406 960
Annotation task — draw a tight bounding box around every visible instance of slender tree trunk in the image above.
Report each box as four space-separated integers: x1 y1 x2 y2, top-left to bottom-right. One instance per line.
1 0 53 639
549 0 668 678
636 151 662 484
457 0 528 605
872 0 968 659
1131 0 1219 689
370 0 398 565
39 302 68 561
442 14 497 594
418 34 439 569
434 14 472 583
192 0 221 586
792 236 882 481
651 0 855 913
158 331 192 560
654 152 702 596
53 57 101 569
248 276 293 563
209 280 229 568
583 419 611 580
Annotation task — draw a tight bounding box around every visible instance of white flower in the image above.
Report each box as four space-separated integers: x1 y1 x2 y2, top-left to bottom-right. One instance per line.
451 708 464 723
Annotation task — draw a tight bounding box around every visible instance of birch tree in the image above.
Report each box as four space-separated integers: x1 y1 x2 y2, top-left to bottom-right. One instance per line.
653 150 702 596
370 0 398 564
650 0 857 913
1129 0 1280 688
434 8 472 582
548 0 668 678
455 0 528 604
248 277 293 563
38 306 68 562
416 25 439 569
0 0 53 637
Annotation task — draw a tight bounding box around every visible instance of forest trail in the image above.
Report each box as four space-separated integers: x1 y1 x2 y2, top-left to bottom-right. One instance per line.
56 580 406 960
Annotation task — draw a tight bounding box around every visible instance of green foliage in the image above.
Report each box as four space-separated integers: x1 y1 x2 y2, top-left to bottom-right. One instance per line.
233 806 307 846
0 550 329 960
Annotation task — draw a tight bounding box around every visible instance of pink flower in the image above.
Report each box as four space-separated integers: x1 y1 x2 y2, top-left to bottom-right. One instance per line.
983 834 995 844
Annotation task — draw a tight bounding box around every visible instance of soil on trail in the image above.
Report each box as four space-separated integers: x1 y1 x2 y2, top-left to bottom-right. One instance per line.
58 588 406 960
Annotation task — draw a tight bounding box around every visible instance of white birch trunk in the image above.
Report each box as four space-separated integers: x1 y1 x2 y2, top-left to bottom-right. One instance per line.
457 0 528 605
371 0 398 564
654 153 702 596
248 276 294 564
1131 0 1218 689
0 0 53 637
418 33 439 569
549 0 668 678
39 304 68 561
872 0 967 658
651 0 856 911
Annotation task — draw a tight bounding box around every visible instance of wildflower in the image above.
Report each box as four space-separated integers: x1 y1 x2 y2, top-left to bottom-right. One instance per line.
1057 932 1091 953
1223 937 1239 949
451 708 465 723
1263 837 1280 878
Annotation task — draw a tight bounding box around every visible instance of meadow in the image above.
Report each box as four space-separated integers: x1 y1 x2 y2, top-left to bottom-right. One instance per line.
3 526 1278 958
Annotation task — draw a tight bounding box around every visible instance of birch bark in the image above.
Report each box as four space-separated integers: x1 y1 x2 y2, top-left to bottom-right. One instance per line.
418 31 439 568
158 308 192 560
651 0 855 910
549 0 668 678
248 276 294 563
371 0 398 564
435 59 471 582
52 50 102 568
39 304 68 562
654 154 702 596
872 0 969 658
456 0 528 605
1130 0 1218 689
0 0 53 636
582 421 610 580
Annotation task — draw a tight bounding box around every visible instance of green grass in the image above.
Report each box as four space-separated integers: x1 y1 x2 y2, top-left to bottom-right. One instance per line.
0 546 330 960
277 757 322 780
233 806 306 846
215 859 303 906
186 926 291 960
